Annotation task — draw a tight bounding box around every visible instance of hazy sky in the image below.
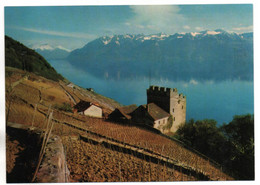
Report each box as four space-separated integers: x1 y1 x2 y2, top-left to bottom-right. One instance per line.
5 4 253 50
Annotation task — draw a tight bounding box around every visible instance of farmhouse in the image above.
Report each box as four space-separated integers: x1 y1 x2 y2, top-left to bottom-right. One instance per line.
74 100 102 118
131 103 170 132
67 83 74 88
109 104 137 123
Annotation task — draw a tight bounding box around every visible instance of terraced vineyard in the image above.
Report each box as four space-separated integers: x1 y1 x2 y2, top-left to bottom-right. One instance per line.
5 67 233 182
62 136 197 182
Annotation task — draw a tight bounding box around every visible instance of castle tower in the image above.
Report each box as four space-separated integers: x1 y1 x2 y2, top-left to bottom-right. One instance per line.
147 85 186 132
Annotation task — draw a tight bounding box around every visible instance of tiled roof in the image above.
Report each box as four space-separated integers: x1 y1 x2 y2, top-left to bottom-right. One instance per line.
142 103 170 121
74 100 94 112
118 104 137 114
117 104 138 119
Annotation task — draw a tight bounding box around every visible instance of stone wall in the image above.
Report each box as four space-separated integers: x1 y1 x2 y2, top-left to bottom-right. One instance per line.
36 135 70 183
169 93 186 132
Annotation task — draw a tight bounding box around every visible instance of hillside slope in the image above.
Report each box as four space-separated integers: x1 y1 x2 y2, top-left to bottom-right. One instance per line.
5 67 233 182
5 36 233 182
5 36 64 81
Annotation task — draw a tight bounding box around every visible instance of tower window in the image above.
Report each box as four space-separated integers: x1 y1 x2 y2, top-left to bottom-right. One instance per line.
172 108 174 113
182 106 184 109
174 117 175 121
178 100 180 104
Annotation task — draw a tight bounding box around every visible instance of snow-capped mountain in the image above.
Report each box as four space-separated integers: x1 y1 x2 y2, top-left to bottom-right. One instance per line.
67 29 253 81
97 33 170 46
31 44 70 60
31 44 54 50
92 29 250 46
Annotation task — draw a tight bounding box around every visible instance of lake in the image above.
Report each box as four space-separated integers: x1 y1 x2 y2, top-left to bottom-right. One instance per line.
49 59 254 126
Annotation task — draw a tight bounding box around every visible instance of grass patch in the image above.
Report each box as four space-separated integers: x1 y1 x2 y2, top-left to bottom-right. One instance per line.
54 102 72 113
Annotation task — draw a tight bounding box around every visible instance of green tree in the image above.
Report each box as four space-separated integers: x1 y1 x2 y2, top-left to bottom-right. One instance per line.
175 119 228 162
175 114 254 180
221 114 254 180
5 35 64 82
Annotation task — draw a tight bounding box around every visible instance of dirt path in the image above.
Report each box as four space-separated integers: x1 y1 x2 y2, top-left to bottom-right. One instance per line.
7 74 29 93
59 83 77 105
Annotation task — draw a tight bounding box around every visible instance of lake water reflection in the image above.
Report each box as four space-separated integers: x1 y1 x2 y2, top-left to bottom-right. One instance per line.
49 60 254 125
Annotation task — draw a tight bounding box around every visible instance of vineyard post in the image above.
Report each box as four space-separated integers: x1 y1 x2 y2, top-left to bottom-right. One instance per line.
32 111 54 182
44 104 52 129
39 110 53 157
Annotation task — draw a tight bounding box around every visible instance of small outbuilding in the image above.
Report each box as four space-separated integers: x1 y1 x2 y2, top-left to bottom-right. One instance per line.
74 100 102 118
108 104 137 123
131 103 170 132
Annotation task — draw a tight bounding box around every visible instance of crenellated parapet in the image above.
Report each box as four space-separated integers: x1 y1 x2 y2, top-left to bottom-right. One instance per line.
179 93 186 101
147 85 185 99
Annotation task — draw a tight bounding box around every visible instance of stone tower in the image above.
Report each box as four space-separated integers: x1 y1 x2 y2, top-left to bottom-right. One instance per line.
147 85 186 132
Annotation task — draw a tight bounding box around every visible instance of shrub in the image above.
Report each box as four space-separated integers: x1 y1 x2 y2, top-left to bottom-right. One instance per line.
163 115 173 130
54 102 72 113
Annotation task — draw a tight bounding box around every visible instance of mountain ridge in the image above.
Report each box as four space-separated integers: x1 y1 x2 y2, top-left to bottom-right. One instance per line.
30 44 70 60
67 29 253 81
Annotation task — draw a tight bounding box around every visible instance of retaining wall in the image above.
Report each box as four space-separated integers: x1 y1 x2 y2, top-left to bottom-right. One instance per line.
7 122 70 183
36 135 70 183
